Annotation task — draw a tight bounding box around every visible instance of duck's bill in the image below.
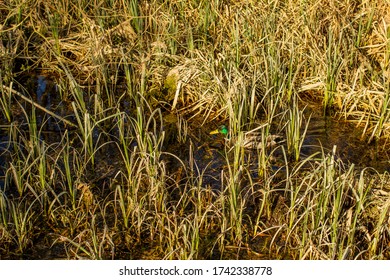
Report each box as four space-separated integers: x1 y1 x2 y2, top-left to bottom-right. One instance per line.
209 129 220 135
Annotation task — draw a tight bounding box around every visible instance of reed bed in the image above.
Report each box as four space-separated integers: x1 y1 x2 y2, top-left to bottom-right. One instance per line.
0 0 389 259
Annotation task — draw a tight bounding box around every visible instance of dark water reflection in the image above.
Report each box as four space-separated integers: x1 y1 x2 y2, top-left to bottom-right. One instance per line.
301 106 390 173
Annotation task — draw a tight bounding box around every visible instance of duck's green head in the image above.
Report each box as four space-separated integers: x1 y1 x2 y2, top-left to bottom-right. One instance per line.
210 125 229 136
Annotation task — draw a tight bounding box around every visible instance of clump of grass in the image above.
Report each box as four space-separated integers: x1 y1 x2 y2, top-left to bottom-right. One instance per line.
9 199 37 254
285 99 310 161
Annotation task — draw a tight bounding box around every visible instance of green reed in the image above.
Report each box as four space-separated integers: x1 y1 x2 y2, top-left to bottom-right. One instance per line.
72 103 95 166
285 102 309 162
324 31 342 114
9 199 36 254
62 133 77 210
0 83 12 122
0 191 8 228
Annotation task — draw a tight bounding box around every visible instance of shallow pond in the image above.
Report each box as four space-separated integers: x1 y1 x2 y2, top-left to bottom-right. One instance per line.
1 75 389 193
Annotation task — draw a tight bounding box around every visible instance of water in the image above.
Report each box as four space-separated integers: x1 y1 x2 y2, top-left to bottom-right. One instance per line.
301 105 390 173
1 75 388 195
36 75 47 103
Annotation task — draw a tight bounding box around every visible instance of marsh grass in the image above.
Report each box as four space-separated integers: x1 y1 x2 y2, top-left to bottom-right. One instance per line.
285 100 310 161
1 0 390 260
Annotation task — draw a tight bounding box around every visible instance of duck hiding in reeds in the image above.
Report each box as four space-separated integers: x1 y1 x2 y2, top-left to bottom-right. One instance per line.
209 125 282 149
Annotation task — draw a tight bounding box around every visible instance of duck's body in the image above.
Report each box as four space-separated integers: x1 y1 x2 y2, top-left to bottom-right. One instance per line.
210 125 281 150
239 132 280 149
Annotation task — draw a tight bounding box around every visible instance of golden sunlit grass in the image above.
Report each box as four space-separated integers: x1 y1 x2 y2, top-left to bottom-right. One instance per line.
0 0 389 259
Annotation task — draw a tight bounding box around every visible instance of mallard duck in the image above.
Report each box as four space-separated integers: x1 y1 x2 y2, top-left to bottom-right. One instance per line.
209 125 281 149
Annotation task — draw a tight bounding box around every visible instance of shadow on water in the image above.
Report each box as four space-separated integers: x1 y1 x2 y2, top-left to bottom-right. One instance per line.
301 105 390 173
162 120 227 190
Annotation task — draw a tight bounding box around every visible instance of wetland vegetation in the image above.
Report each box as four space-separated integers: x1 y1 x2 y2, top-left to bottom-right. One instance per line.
1 0 390 259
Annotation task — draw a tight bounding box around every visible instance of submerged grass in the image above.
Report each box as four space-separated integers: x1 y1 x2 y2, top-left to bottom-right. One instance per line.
1 0 390 259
